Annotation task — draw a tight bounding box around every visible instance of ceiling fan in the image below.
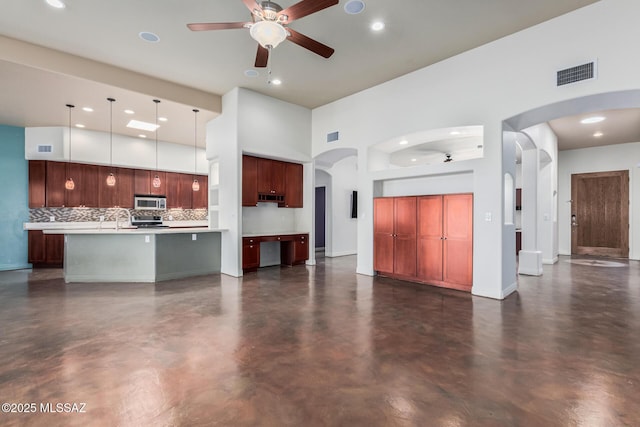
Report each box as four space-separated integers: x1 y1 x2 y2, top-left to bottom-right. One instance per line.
187 0 338 68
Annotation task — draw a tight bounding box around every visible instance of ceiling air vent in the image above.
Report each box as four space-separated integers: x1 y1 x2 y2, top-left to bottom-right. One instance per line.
327 131 339 143
556 61 596 86
37 144 53 153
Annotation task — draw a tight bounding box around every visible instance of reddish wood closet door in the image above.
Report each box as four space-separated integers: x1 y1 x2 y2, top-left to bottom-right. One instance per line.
373 198 394 274
443 194 473 288
393 197 417 277
417 195 443 282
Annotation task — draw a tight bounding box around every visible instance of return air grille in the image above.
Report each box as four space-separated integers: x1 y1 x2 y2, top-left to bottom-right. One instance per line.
556 61 595 86
37 144 53 153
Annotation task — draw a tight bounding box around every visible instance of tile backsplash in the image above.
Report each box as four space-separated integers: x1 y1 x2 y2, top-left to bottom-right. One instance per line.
30 207 208 223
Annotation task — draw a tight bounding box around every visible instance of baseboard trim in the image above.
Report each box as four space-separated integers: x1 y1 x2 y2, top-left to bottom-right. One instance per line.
0 264 32 272
326 250 357 258
542 256 559 265
501 281 518 299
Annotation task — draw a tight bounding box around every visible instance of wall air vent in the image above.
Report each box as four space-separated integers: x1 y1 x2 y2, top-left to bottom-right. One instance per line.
327 131 339 143
37 144 53 153
556 61 596 86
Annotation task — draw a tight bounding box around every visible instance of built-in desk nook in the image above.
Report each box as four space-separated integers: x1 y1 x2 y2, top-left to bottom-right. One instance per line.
242 232 309 272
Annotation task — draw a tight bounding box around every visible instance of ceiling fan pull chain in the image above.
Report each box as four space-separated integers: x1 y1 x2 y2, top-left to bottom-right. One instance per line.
267 45 273 84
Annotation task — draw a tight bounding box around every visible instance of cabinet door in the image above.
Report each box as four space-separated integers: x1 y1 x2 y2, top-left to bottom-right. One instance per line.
28 230 45 264
178 173 194 209
150 171 167 196
242 238 260 269
191 174 208 209
165 172 180 208
116 168 135 208
284 162 303 208
443 194 473 288
45 234 64 266
29 160 46 208
98 165 118 208
134 169 151 195
373 198 394 274
393 197 417 278
46 161 67 207
271 160 286 194
242 156 258 206
293 234 308 264
257 158 285 195
67 163 99 207
417 196 443 282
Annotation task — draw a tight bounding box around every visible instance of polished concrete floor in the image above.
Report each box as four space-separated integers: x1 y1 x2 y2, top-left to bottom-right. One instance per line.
0 255 639 426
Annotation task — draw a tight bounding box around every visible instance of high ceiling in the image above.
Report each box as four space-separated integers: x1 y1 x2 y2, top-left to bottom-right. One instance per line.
0 0 609 148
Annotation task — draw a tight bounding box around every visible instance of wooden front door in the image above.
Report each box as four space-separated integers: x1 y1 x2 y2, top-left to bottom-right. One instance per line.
571 170 629 258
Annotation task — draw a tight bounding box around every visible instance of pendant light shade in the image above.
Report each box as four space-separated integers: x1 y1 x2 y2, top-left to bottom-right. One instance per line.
65 104 75 190
106 97 116 186
153 99 161 188
192 108 200 192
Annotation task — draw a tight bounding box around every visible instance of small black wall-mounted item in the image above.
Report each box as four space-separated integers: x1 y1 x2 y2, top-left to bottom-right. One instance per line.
351 190 357 218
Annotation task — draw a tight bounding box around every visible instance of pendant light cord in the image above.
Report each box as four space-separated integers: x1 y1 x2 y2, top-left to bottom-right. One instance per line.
108 98 115 171
154 99 160 172
193 109 199 177
66 104 74 164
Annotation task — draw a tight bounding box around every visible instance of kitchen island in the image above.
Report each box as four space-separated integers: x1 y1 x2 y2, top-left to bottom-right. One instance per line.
43 227 225 283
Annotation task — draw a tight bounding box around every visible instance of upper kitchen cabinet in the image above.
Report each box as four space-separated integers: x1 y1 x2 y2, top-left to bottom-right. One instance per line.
242 155 258 207
191 175 208 209
166 172 193 209
134 169 166 196
66 163 99 208
150 171 167 196
99 166 134 208
283 162 303 208
45 161 68 207
242 155 303 208
257 158 285 196
29 160 46 208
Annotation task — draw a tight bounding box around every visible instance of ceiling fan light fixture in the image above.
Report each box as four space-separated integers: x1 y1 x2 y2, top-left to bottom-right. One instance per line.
250 20 288 49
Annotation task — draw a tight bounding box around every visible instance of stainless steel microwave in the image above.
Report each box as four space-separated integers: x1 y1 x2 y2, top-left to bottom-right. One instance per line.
134 195 167 210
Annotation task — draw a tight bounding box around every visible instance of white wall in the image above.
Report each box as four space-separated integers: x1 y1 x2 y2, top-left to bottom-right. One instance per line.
558 141 640 260
311 0 640 299
26 127 208 174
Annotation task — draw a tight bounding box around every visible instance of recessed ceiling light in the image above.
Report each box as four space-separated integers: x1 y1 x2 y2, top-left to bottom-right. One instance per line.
138 134 147 139
450 131 461 135
139 32 160 43
82 107 93 112
344 0 365 14
399 140 408 145
124 109 135 115
45 0 66 9
127 120 159 132
580 116 605 124
158 117 168 122
244 69 259 77
371 21 385 31
75 124 85 128
270 79 282 86
593 132 604 137
411 158 417 162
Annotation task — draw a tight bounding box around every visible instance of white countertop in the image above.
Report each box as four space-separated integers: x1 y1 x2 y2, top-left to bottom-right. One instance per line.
242 231 309 238
24 220 208 231
43 226 226 235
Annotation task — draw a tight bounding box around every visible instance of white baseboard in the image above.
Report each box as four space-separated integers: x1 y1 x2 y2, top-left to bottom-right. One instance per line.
326 250 357 258
542 256 559 265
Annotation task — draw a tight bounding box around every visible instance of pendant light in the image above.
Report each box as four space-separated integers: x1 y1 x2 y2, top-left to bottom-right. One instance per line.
65 104 75 190
106 97 117 186
192 108 200 192
152 99 162 188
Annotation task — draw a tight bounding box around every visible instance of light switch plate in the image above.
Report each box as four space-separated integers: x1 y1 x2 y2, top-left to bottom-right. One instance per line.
192 234 197 241
145 235 150 243
485 212 492 222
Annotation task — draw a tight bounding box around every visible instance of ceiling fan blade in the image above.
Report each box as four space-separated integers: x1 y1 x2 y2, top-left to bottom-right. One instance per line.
287 28 334 58
255 45 269 68
277 0 338 24
187 22 250 31
242 0 261 14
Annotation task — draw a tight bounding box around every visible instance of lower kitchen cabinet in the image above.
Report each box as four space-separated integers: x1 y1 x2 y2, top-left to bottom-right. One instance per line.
374 193 473 292
242 237 260 271
282 234 308 265
28 230 64 267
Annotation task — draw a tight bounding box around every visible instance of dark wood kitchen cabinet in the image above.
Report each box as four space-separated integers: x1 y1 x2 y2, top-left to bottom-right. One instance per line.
29 160 46 208
242 155 303 208
191 175 208 209
134 169 151 195
28 230 63 267
99 166 134 208
45 161 68 207
283 234 308 265
257 158 285 195
284 162 303 208
66 163 99 207
242 155 259 206
242 237 260 271
166 172 193 209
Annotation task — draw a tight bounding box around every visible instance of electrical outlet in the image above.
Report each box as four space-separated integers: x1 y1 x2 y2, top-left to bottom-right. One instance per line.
49 216 55 222
145 235 150 243
168 215 173 221
99 215 105 222
192 234 197 241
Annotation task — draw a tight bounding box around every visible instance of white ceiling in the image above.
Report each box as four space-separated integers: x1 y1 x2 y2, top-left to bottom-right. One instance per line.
1 0 621 150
